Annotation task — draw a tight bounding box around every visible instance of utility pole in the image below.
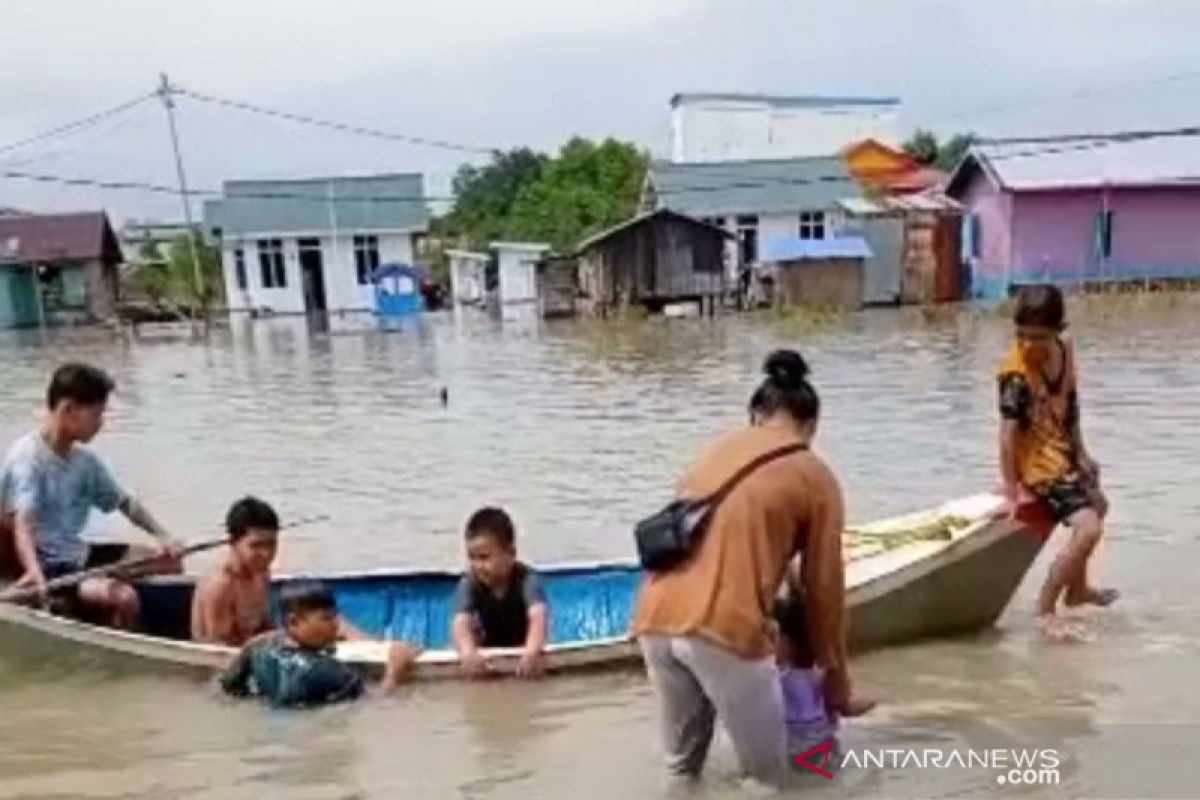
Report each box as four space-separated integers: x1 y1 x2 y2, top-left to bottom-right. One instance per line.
157 72 208 337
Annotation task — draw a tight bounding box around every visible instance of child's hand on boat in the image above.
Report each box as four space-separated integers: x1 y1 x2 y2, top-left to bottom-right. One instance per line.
516 648 545 679
460 648 490 679
380 642 422 692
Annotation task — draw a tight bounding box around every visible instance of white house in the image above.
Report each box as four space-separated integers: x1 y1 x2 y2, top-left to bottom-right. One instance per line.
492 241 550 321
669 93 900 164
203 174 428 315
446 249 489 313
642 155 864 281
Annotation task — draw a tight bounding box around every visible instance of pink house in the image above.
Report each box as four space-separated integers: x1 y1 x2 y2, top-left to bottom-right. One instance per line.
946 137 1200 298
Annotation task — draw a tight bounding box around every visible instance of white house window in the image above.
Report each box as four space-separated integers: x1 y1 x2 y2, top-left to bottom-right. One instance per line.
736 214 759 264
799 211 826 241
233 248 247 291
257 239 286 289
354 235 380 285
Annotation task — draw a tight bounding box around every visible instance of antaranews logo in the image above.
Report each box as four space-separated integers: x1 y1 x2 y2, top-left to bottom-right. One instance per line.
794 740 1061 786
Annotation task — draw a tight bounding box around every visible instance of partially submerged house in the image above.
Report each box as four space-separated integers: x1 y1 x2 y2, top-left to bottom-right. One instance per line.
203 174 429 315
760 235 873 311
0 211 122 328
838 193 963 305
947 137 1200 298
642 155 863 282
576 209 729 316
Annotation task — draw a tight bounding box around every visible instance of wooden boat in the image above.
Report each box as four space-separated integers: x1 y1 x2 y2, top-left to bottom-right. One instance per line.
0 493 1051 681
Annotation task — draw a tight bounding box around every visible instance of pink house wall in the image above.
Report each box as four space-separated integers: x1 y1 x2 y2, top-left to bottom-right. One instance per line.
1012 187 1200 280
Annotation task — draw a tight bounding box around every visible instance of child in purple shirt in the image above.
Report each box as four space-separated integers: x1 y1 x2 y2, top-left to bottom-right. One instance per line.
774 593 874 771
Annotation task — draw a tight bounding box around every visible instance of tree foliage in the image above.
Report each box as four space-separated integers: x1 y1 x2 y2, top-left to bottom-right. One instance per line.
441 138 648 253
903 129 976 171
126 232 222 313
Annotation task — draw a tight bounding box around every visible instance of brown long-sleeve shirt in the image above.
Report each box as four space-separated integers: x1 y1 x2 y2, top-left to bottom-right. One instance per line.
630 424 847 665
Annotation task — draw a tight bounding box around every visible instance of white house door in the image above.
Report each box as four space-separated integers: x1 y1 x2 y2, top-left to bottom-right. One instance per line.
298 238 327 313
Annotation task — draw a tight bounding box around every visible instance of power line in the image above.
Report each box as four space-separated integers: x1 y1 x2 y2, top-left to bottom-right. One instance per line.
0 167 452 204
174 86 496 156
5 122 1200 207
0 101 153 169
928 67 1200 126
0 93 155 158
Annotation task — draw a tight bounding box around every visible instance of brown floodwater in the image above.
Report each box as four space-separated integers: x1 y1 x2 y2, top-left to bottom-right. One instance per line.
2 295 1199 799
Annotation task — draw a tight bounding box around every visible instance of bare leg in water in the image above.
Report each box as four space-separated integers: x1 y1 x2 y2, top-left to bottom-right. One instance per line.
1038 502 1117 642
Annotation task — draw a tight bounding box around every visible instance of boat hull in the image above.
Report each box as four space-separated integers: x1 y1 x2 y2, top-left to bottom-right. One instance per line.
0 494 1050 681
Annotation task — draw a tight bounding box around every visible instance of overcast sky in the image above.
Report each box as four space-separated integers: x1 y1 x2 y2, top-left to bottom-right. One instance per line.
3 0 1200 221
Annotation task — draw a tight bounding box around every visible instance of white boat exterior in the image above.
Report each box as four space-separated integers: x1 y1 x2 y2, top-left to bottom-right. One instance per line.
0 493 1049 682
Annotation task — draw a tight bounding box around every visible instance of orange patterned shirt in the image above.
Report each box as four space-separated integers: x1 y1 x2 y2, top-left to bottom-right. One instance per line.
997 339 1080 487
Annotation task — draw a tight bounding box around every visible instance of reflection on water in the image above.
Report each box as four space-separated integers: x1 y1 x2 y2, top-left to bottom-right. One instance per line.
2 296 1200 797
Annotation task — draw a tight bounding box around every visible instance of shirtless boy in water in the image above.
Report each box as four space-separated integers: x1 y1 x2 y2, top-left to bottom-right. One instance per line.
998 285 1118 641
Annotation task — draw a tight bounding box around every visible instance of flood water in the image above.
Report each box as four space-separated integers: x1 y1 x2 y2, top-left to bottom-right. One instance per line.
2 295 1199 799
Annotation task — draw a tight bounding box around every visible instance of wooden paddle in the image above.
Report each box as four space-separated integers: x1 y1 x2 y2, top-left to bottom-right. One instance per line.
0 514 330 606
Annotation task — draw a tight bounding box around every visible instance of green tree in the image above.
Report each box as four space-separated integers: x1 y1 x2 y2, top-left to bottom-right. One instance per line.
904 129 977 171
507 137 648 252
903 129 941 167
443 148 549 247
936 133 976 171
126 232 221 315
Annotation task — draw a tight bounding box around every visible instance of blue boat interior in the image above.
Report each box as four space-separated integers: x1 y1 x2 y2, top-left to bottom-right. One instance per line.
135 565 643 649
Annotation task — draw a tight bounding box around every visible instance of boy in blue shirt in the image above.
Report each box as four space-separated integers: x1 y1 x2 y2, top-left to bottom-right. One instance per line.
221 580 419 708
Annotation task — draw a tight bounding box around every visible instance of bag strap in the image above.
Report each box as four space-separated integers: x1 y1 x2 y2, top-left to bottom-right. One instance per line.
699 442 808 508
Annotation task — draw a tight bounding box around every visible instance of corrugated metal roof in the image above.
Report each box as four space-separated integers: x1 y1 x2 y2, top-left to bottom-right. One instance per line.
204 174 428 236
649 157 860 217
0 211 121 263
761 235 873 262
670 93 900 109
958 138 1200 192
837 193 961 215
574 208 731 253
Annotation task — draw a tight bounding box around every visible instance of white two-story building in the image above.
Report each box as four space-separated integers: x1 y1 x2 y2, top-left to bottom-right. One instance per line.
203 174 428 316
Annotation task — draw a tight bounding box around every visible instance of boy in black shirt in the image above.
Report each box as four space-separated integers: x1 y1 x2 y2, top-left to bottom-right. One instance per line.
451 507 548 679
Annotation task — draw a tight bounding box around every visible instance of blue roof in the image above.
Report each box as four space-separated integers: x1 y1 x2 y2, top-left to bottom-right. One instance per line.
761 235 873 262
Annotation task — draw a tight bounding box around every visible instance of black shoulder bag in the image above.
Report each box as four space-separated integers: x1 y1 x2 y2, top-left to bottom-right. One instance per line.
634 442 807 572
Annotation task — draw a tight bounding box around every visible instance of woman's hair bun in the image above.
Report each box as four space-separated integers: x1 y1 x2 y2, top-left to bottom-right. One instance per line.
763 349 810 390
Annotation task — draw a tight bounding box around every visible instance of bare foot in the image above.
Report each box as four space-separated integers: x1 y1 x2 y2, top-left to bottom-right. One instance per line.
1039 614 1093 643
1065 587 1120 608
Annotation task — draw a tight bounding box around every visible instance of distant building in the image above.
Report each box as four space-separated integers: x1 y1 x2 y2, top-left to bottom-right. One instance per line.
120 219 193 265
492 242 550 321
842 139 944 195
669 93 900 164
0 211 122 328
203 174 428 315
643 155 863 282
760 236 873 312
576 209 729 316
947 137 1200 298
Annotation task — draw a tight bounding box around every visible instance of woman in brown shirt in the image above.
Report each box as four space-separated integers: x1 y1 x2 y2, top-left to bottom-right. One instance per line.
631 350 853 788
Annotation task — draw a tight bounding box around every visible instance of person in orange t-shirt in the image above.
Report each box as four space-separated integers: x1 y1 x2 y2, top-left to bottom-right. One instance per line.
998 285 1117 642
